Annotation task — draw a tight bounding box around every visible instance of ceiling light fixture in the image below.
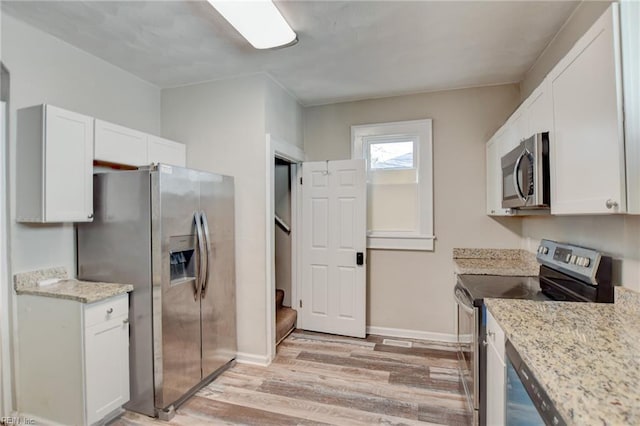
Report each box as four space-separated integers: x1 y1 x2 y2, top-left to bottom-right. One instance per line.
208 0 297 50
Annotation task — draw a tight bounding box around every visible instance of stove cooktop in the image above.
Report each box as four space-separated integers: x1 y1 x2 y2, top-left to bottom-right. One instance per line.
456 274 551 307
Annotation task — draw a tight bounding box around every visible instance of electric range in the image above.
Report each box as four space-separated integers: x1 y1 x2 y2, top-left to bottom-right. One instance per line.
454 239 613 425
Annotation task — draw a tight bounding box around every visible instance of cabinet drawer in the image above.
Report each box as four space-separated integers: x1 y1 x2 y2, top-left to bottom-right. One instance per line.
85 295 128 328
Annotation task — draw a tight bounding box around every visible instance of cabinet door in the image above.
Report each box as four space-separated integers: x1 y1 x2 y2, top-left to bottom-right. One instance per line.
549 4 625 214
621 0 640 214
94 119 149 166
148 135 186 167
527 78 553 135
486 310 506 426
486 339 506 426
44 105 94 222
84 314 130 424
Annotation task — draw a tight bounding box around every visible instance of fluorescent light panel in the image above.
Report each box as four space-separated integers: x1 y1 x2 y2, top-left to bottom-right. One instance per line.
208 0 297 49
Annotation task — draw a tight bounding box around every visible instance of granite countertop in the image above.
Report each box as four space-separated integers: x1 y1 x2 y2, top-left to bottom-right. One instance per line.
485 288 640 425
453 248 539 276
14 267 133 304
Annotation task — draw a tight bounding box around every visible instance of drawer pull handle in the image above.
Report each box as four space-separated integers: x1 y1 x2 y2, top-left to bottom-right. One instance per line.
106 308 114 314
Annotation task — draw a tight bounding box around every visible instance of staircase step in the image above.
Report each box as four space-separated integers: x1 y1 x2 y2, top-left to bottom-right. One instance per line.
275 289 285 309
276 307 297 345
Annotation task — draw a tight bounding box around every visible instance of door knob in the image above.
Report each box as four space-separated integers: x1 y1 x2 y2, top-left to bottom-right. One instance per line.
605 199 618 209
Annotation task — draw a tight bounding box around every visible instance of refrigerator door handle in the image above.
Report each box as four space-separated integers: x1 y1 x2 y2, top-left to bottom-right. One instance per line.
200 211 212 298
194 211 205 301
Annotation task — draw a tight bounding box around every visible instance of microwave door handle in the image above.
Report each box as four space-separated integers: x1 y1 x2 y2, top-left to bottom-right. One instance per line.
194 211 205 301
513 151 528 203
200 211 212 298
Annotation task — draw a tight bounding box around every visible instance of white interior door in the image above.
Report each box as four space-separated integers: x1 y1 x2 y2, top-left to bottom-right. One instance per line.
300 160 366 338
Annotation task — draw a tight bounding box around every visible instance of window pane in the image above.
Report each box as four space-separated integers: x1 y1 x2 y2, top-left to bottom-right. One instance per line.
369 141 414 169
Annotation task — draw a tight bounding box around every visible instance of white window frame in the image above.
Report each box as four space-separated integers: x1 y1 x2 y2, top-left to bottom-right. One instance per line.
351 119 434 251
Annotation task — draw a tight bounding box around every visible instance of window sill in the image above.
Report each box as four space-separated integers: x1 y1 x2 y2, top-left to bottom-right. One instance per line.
367 234 435 251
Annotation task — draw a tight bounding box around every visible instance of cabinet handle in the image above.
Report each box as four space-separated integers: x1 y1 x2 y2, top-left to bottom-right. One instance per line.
605 199 618 209
123 318 129 324
106 308 113 314
88 213 94 219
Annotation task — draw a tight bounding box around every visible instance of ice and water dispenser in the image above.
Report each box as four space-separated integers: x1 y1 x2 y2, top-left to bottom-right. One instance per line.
169 235 196 285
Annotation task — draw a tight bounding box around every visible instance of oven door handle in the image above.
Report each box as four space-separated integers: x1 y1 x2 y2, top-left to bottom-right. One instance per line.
454 292 475 315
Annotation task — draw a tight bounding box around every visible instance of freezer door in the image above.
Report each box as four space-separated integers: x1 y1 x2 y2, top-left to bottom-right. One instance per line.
153 165 203 410
199 172 237 378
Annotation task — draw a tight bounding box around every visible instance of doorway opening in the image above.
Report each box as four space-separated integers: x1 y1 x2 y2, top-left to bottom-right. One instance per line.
274 157 297 346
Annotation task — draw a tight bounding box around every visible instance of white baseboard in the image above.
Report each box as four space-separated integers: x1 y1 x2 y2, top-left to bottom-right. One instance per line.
235 352 271 367
366 326 458 343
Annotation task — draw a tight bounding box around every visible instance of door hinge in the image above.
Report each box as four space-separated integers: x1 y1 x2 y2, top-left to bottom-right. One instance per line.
299 300 302 308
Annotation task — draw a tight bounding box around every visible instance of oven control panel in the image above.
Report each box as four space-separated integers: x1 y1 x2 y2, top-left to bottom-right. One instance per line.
536 240 601 285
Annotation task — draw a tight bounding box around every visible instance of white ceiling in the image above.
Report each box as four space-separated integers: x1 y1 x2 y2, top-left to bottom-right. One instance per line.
1 1 579 106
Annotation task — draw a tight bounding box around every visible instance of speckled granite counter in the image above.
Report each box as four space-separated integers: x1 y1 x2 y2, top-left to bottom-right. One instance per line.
453 248 539 276
14 267 133 304
485 287 640 425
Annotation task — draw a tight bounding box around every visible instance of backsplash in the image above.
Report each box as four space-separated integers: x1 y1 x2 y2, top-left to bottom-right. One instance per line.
521 215 640 291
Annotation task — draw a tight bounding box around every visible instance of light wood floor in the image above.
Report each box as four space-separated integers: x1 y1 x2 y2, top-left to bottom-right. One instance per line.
111 331 471 426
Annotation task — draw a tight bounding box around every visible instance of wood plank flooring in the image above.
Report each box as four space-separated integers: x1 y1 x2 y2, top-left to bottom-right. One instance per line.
111 331 471 426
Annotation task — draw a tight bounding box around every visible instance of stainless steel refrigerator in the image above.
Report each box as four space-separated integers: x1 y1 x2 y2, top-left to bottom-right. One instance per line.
77 164 237 418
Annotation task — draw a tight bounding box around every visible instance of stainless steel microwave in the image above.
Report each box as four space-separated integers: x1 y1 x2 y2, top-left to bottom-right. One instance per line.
501 133 550 210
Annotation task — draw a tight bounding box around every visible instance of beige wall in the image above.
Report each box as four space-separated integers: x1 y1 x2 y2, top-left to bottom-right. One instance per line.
162 74 302 360
2 13 162 414
265 77 303 148
303 85 523 335
520 0 613 100
2 13 161 276
162 75 268 358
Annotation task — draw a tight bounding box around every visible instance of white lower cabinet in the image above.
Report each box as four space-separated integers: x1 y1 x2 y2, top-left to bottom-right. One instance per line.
486 309 506 426
17 294 130 425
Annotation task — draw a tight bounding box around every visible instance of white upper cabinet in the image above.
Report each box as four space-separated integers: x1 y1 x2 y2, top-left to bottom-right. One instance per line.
17 105 94 223
502 104 528 152
549 4 626 214
148 135 186 167
621 0 640 214
95 120 187 168
94 119 149 166
526 77 553 135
